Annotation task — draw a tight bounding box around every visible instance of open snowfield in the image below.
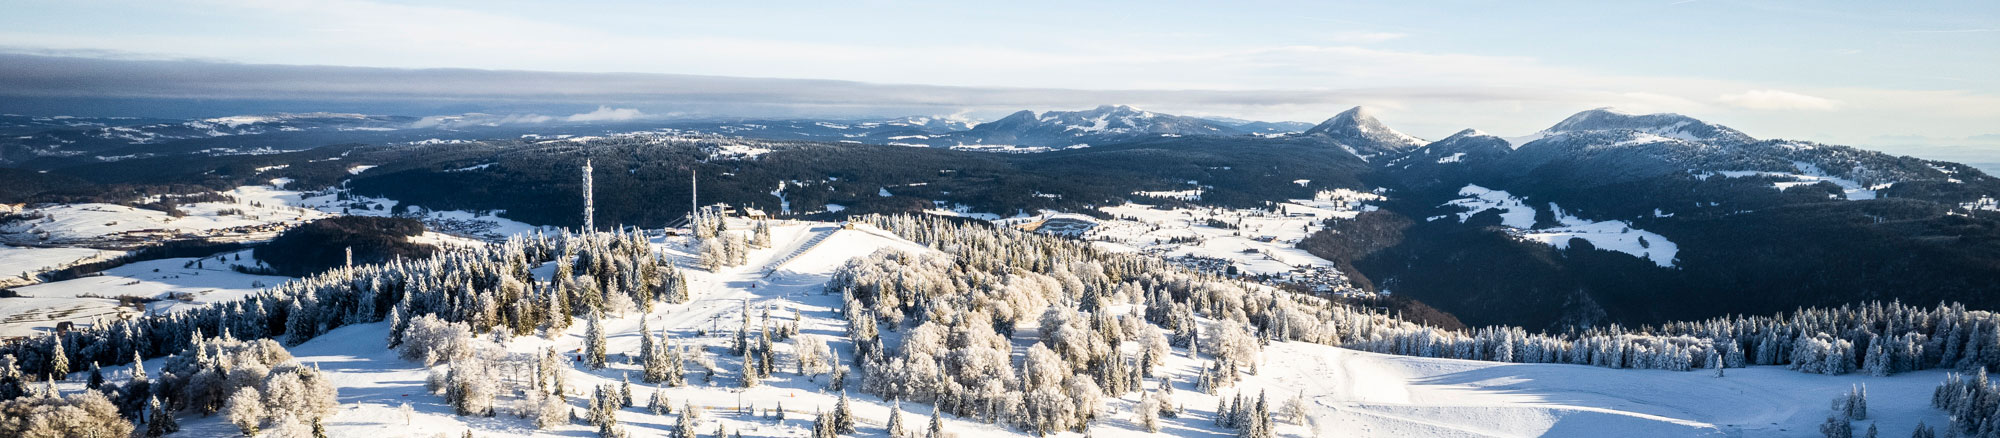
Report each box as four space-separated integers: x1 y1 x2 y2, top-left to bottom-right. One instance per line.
0 184 329 244
1088 189 1380 276
0 245 123 284
0 249 291 337
1442 184 1680 267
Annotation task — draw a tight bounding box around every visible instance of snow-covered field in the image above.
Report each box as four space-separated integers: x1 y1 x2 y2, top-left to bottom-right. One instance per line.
0 245 123 284
1441 184 1679 267
0 184 330 244
1254 343 1945 437
0 249 291 337
1697 161 1888 201
1088 189 1381 277
47 218 1949 438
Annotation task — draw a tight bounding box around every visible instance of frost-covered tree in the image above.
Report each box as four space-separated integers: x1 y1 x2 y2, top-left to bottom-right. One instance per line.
794 334 832 378
752 221 773 249
399 314 475 367
47 339 67 381
585 311 609 369
0 388 133 437
225 387 265 436
698 239 728 271
1135 392 1161 432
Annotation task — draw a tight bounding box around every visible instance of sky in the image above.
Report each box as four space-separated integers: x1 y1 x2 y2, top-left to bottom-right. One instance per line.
1 0 1997 164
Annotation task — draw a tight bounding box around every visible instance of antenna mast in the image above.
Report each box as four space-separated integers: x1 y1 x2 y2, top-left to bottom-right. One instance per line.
582 159 595 232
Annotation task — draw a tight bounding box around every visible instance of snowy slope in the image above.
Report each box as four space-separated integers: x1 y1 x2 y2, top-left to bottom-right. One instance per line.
34 219 1951 438
1251 342 1945 438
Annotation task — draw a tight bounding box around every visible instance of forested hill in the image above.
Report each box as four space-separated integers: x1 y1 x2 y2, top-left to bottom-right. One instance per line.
327 134 1373 228
4 108 1999 332
1316 109 2000 330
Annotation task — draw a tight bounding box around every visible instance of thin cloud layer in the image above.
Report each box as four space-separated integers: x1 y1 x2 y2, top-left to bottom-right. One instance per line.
1718 90 1843 111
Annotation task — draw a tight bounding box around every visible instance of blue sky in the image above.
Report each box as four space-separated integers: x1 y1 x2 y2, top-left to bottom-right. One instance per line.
2 0 1997 162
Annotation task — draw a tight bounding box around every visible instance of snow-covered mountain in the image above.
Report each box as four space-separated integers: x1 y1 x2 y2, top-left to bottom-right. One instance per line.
1519 107 1756 147
1299 106 1426 161
937 105 1249 148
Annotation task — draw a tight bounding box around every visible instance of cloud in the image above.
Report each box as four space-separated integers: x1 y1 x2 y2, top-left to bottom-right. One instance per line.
1327 32 1409 44
1716 90 1842 111
565 106 646 122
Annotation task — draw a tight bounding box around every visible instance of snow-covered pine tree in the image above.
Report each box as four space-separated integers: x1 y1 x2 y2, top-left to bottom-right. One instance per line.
586 311 608 369
47 338 67 381
887 399 907 438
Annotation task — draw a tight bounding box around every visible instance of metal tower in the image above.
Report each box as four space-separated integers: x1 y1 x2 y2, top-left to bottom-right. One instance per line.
582 159 595 232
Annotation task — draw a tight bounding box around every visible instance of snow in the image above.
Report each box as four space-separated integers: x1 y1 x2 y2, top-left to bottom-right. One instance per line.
878 187 893 197
1502 131 1550 149
1254 342 1948 438
348 165 378 175
1 185 331 244
1444 185 1679 267
0 250 293 336
1436 152 1467 164
447 163 495 172
1133 189 1202 201
922 203 1009 221
1700 162 1879 201
716 144 774 159
44 219 1932 437
1523 203 1679 268
0 245 119 283
1089 188 1383 278
1444 185 1537 229
823 203 846 213
769 181 792 215
1964 196 2000 212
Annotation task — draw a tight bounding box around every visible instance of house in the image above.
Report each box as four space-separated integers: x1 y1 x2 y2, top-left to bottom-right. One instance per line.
742 208 768 220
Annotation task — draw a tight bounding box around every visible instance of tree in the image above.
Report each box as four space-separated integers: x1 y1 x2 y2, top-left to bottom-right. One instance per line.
85 362 103 389
146 396 178 437
927 405 945 438
834 391 857 434
887 399 908 438
698 239 727 271
399 314 475 367
648 386 671 415
0 389 134 438
1821 415 1853 438
47 338 68 381
226 387 266 436
586 311 609 369
752 221 773 248
1135 392 1162 432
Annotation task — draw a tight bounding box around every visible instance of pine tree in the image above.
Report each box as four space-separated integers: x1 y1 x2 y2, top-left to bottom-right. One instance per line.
741 347 762 388
386 306 406 347
621 374 635 408
834 391 857 434
86 361 103 389
887 399 907 438
648 386 671 415
927 406 944 438
145 396 174 437
586 311 608 369
49 338 69 380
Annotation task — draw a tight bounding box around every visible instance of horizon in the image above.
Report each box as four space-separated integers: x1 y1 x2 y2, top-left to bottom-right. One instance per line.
2 1 1997 168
